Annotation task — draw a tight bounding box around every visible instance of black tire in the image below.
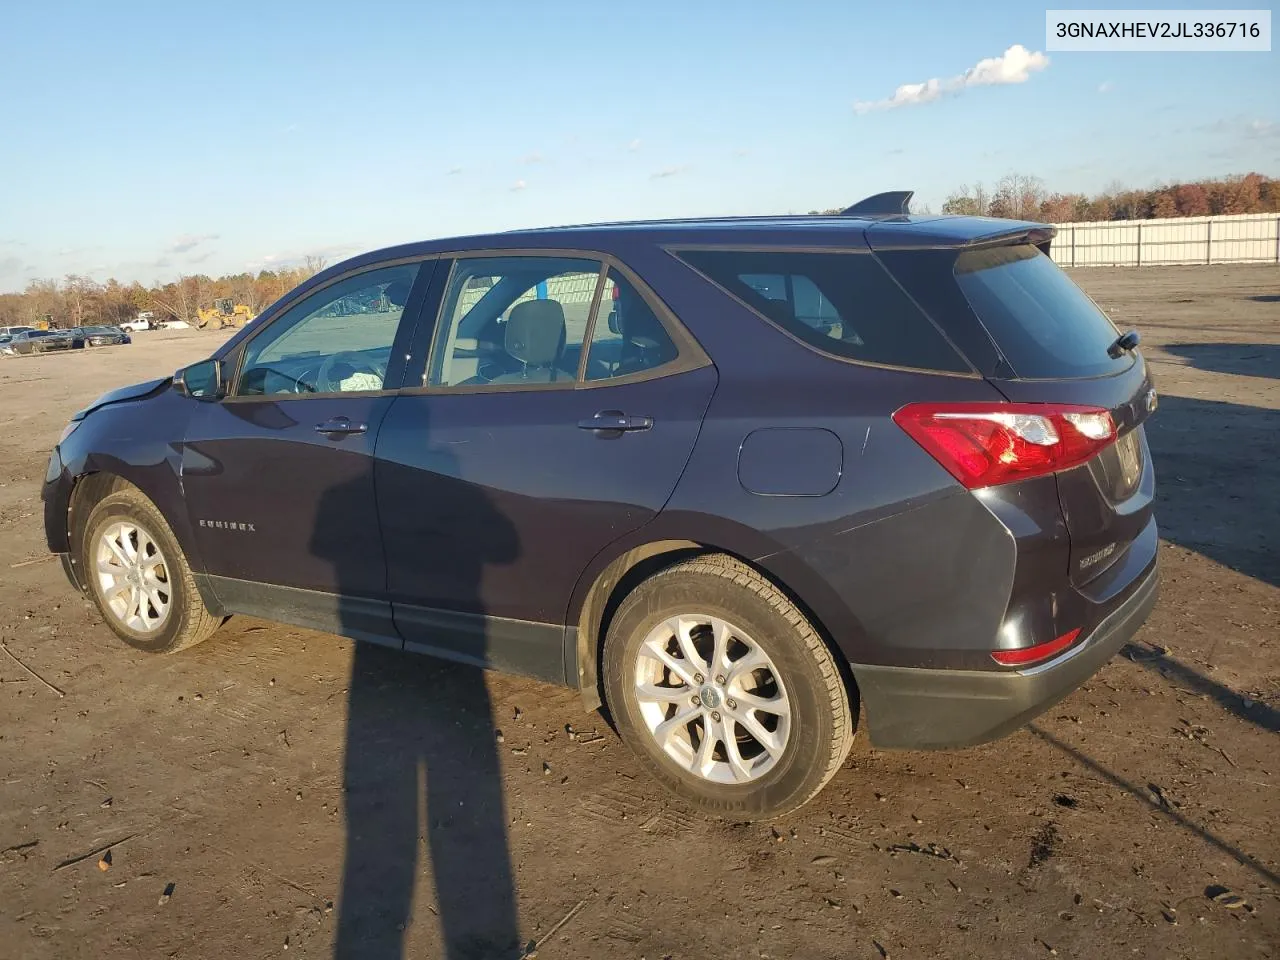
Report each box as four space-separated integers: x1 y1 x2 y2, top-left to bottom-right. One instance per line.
602 554 854 820
80 487 222 653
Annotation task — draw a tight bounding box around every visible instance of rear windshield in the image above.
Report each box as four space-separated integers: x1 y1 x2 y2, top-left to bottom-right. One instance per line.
677 249 969 372
954 245 1126 378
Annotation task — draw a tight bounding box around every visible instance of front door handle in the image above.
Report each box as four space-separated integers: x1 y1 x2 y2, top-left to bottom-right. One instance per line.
577 410 653 435
315 416 368 438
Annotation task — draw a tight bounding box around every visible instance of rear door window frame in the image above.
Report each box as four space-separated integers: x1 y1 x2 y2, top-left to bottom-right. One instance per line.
400 247 711 395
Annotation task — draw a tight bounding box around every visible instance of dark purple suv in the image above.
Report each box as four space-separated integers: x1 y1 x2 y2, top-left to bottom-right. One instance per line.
43 193 1158 817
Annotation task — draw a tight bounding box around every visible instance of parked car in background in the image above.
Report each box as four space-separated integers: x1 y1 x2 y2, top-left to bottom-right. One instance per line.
72 325 133 347
0 325 38 339
6 328 85 355
42 192 1159 818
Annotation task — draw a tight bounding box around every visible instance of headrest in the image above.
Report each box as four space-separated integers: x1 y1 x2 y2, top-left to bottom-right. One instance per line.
383 280 412 309
615 285 661 340
506 299 566 367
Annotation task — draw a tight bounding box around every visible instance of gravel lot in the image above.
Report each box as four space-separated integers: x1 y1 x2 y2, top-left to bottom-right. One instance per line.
0 266 1276 960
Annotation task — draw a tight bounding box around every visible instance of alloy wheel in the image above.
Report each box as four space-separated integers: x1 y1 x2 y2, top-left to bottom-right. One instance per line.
633 614 792 784
95 520 172 633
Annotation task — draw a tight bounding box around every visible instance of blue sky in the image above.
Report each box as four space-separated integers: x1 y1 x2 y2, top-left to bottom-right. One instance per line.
0 0 1276 290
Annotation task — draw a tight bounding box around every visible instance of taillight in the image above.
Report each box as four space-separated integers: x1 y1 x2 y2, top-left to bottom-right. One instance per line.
992 628 1081 666
893 402 1116 489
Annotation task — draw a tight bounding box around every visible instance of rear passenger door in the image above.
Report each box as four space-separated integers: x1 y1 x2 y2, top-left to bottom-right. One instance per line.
374 254 717 682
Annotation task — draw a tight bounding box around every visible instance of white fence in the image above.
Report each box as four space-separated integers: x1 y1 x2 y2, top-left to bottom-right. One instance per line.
1049 212 1280 267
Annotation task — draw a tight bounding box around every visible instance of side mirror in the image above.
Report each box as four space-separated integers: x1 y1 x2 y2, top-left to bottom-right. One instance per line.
606 307 621 335
174 359 224 400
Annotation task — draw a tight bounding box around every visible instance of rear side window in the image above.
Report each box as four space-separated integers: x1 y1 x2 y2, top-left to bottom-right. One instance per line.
677 249 969 373
585 271 679 381
954 245 1125 379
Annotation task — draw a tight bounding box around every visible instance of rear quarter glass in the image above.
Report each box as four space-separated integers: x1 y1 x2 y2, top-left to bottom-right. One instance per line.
953 245 1128 379
675 248 970 373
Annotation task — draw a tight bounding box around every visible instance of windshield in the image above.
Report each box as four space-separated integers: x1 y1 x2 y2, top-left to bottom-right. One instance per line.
954 245 1128 379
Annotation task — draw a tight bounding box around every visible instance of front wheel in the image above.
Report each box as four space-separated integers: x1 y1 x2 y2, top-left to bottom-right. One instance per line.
603 555 855 819
81 488 222 653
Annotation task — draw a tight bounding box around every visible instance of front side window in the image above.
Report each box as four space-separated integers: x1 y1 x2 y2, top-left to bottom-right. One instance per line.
236 263 420 396
677 249 968 372
428 257 603 387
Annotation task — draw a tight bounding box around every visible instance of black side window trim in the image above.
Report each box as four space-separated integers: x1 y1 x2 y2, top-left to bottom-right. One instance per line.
665 244 980 378
399 248 711 395
222 257 438 401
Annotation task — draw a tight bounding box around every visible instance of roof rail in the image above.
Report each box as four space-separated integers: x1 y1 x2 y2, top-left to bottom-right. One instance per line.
840 190 914 217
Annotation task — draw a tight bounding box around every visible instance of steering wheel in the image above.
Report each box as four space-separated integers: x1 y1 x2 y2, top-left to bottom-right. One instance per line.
316 351 386 393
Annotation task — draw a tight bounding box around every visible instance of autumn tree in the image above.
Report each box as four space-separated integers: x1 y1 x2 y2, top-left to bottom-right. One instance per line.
988 174 1047 221
942 183 991 216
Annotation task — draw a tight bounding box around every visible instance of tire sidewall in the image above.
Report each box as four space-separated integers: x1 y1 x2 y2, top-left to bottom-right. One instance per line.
81 494 194 653
603 569 842 819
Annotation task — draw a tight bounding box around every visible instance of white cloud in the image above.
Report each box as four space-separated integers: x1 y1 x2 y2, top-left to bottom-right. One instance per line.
854 44 1049 114
628 138 642 151
511 179 527 191
650 165 689 180
169 233 219 254
446 166 463 175
243 244 359 273
521 151 544 164
1207 117 1280 140
1098 80 1114 93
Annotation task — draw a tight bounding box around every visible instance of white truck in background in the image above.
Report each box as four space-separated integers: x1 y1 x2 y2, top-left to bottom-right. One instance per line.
120 311 156 332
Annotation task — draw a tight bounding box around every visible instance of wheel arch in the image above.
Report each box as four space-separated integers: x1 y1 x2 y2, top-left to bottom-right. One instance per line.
570 533 859 715
63 468 222 615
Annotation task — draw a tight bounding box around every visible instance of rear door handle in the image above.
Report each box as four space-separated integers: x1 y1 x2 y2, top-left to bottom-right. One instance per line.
314 416 367 438
577 410 653 435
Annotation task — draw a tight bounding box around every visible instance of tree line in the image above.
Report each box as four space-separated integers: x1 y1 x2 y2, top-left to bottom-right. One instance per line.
0 257 329 331
5 171 1277 330
940 171 1279 222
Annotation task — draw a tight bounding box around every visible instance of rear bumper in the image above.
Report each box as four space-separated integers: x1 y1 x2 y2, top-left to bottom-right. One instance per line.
852 557 1159 749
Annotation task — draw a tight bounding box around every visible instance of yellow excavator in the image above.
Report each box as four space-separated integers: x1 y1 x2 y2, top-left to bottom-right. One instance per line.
196 298 255 330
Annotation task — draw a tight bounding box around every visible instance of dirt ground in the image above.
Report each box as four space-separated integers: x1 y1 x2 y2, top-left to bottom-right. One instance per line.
0 267 1276 960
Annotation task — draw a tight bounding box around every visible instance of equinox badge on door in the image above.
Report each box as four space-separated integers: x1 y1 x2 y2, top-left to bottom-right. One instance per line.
199 519 257 532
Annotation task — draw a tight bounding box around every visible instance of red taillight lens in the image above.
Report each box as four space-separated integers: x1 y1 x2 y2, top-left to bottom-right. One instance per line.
991 628 1081 666
892 402 1116 489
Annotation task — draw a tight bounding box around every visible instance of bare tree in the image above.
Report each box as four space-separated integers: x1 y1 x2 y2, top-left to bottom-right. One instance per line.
301 255 328 279
23 279 63 326
63 275 104 327
151 275 203 325
942 183 990 217
989 174 1047 221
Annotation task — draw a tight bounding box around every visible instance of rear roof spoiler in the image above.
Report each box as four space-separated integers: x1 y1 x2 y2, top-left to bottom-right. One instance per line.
840 190 913 217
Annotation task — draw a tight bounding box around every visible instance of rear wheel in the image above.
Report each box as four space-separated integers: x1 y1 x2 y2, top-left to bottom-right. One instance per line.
81 488 222 653
603 555 854 819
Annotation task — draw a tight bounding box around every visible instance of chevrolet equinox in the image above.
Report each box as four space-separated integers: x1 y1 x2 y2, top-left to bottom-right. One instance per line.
43 192 1159 818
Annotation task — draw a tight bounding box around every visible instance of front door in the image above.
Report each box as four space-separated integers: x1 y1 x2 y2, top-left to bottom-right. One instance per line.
374 255 717 681
181 261 431 644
